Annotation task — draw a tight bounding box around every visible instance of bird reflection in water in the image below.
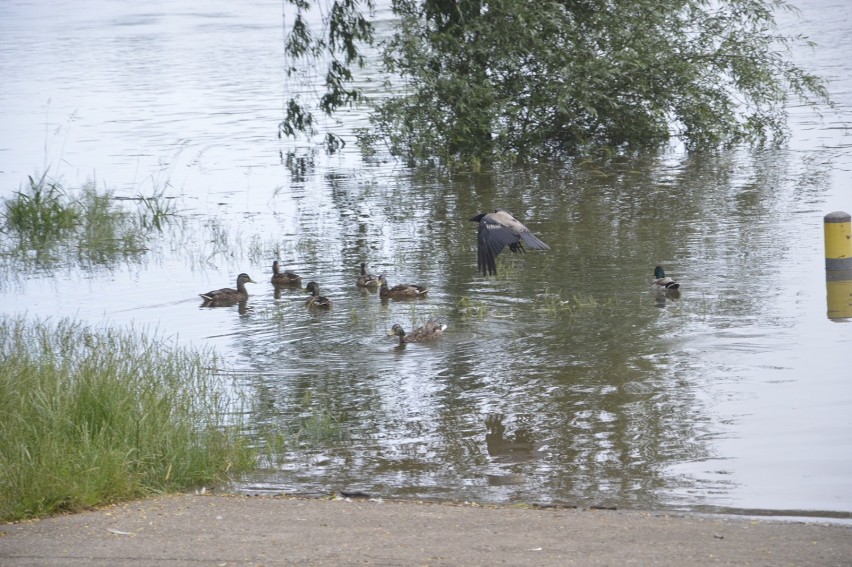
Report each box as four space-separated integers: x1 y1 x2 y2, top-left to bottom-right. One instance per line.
484 413 548 464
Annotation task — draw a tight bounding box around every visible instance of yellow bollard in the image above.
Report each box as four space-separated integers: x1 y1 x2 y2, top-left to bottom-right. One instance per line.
824 211 852 270
824 211 852 320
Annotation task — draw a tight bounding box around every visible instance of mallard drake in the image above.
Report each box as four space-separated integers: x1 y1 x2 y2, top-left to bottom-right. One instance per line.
389 321 447 344
470 208 550 276
378 275 429 299
356 262 379 288
652 265 680 291
271 261 302 286
305 281 332 308
200 273 256 305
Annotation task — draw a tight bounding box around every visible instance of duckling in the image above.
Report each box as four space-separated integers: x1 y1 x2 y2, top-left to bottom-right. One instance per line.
305 281 332 308
652 265 680 291
356 262 379 288
378 275 429 299
469 208 550 276
271 261 302 287
389 321 447 344
200 273 256 305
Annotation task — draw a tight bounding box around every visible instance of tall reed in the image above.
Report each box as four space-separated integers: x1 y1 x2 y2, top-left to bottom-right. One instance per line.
0 316 256 522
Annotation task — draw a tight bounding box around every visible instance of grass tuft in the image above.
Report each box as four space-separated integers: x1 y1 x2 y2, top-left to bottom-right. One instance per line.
0 316 256 522
1 172 178 267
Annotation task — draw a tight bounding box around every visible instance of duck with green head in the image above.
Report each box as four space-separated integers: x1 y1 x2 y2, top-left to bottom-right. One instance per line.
378 275 429 300
200 273 256 305
389 321 446 344
305 281 332 308
271 261 302 287
652 265 680 291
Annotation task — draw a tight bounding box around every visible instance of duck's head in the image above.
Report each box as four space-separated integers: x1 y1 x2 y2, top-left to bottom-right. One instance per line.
388 324 406 338
305 281 320 295
238 273 257 285
654 266 666 279
377 275 388 287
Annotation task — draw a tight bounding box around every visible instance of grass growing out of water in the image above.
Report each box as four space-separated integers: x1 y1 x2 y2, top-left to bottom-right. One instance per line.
3 172 79 249
0 316 257 522
1 172 177 266
134 188 178 232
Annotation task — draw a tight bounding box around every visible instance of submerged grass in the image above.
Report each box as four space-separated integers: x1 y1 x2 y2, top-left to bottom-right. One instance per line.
0 316 257 522
534 288 612 318
293 390 348 446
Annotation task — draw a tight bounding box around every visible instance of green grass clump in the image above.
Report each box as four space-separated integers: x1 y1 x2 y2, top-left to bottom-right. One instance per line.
1 172 177 267
0 316 256 522
3 172 79 248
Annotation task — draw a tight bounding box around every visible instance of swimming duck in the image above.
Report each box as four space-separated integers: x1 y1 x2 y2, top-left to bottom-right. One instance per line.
271 261 302 287
389 321 447 344
305 281 332 308
470 208 550 276
652 265 680 291
200 273 256 305
378 275 429 299
356 262 380 288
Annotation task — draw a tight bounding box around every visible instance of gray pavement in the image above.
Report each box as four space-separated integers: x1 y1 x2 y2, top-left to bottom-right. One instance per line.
2 493 851 566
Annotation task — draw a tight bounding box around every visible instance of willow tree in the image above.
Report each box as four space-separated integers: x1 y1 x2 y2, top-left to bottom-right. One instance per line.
280 0 829 163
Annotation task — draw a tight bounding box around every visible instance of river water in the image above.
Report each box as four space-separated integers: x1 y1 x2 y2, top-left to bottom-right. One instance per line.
1 0 850 519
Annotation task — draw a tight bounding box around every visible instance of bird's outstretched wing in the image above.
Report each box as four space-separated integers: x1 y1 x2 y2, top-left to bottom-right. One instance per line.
472 209 550 276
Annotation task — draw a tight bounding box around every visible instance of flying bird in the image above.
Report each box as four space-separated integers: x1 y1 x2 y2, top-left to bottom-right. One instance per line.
469 208 550 276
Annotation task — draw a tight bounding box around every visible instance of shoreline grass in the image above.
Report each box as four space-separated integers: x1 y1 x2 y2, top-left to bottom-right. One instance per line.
0 316 256 522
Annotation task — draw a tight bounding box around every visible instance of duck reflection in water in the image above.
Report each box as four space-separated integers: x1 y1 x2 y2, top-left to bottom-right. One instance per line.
484 413 547 464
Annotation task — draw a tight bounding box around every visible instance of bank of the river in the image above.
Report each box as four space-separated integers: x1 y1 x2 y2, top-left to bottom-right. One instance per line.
2 493 851 566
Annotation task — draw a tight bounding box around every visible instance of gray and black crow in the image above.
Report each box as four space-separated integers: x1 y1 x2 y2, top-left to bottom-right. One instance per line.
469 208 550 276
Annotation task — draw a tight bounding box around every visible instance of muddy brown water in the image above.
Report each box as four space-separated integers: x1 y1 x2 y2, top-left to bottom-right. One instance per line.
1 0 850 520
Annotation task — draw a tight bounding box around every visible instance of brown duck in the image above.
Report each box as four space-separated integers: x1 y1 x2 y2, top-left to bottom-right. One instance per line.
389 321 446 344
378 275 428 299
305 281 332 308
200 273 256 305
356 262 380 288
271 261 302 287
